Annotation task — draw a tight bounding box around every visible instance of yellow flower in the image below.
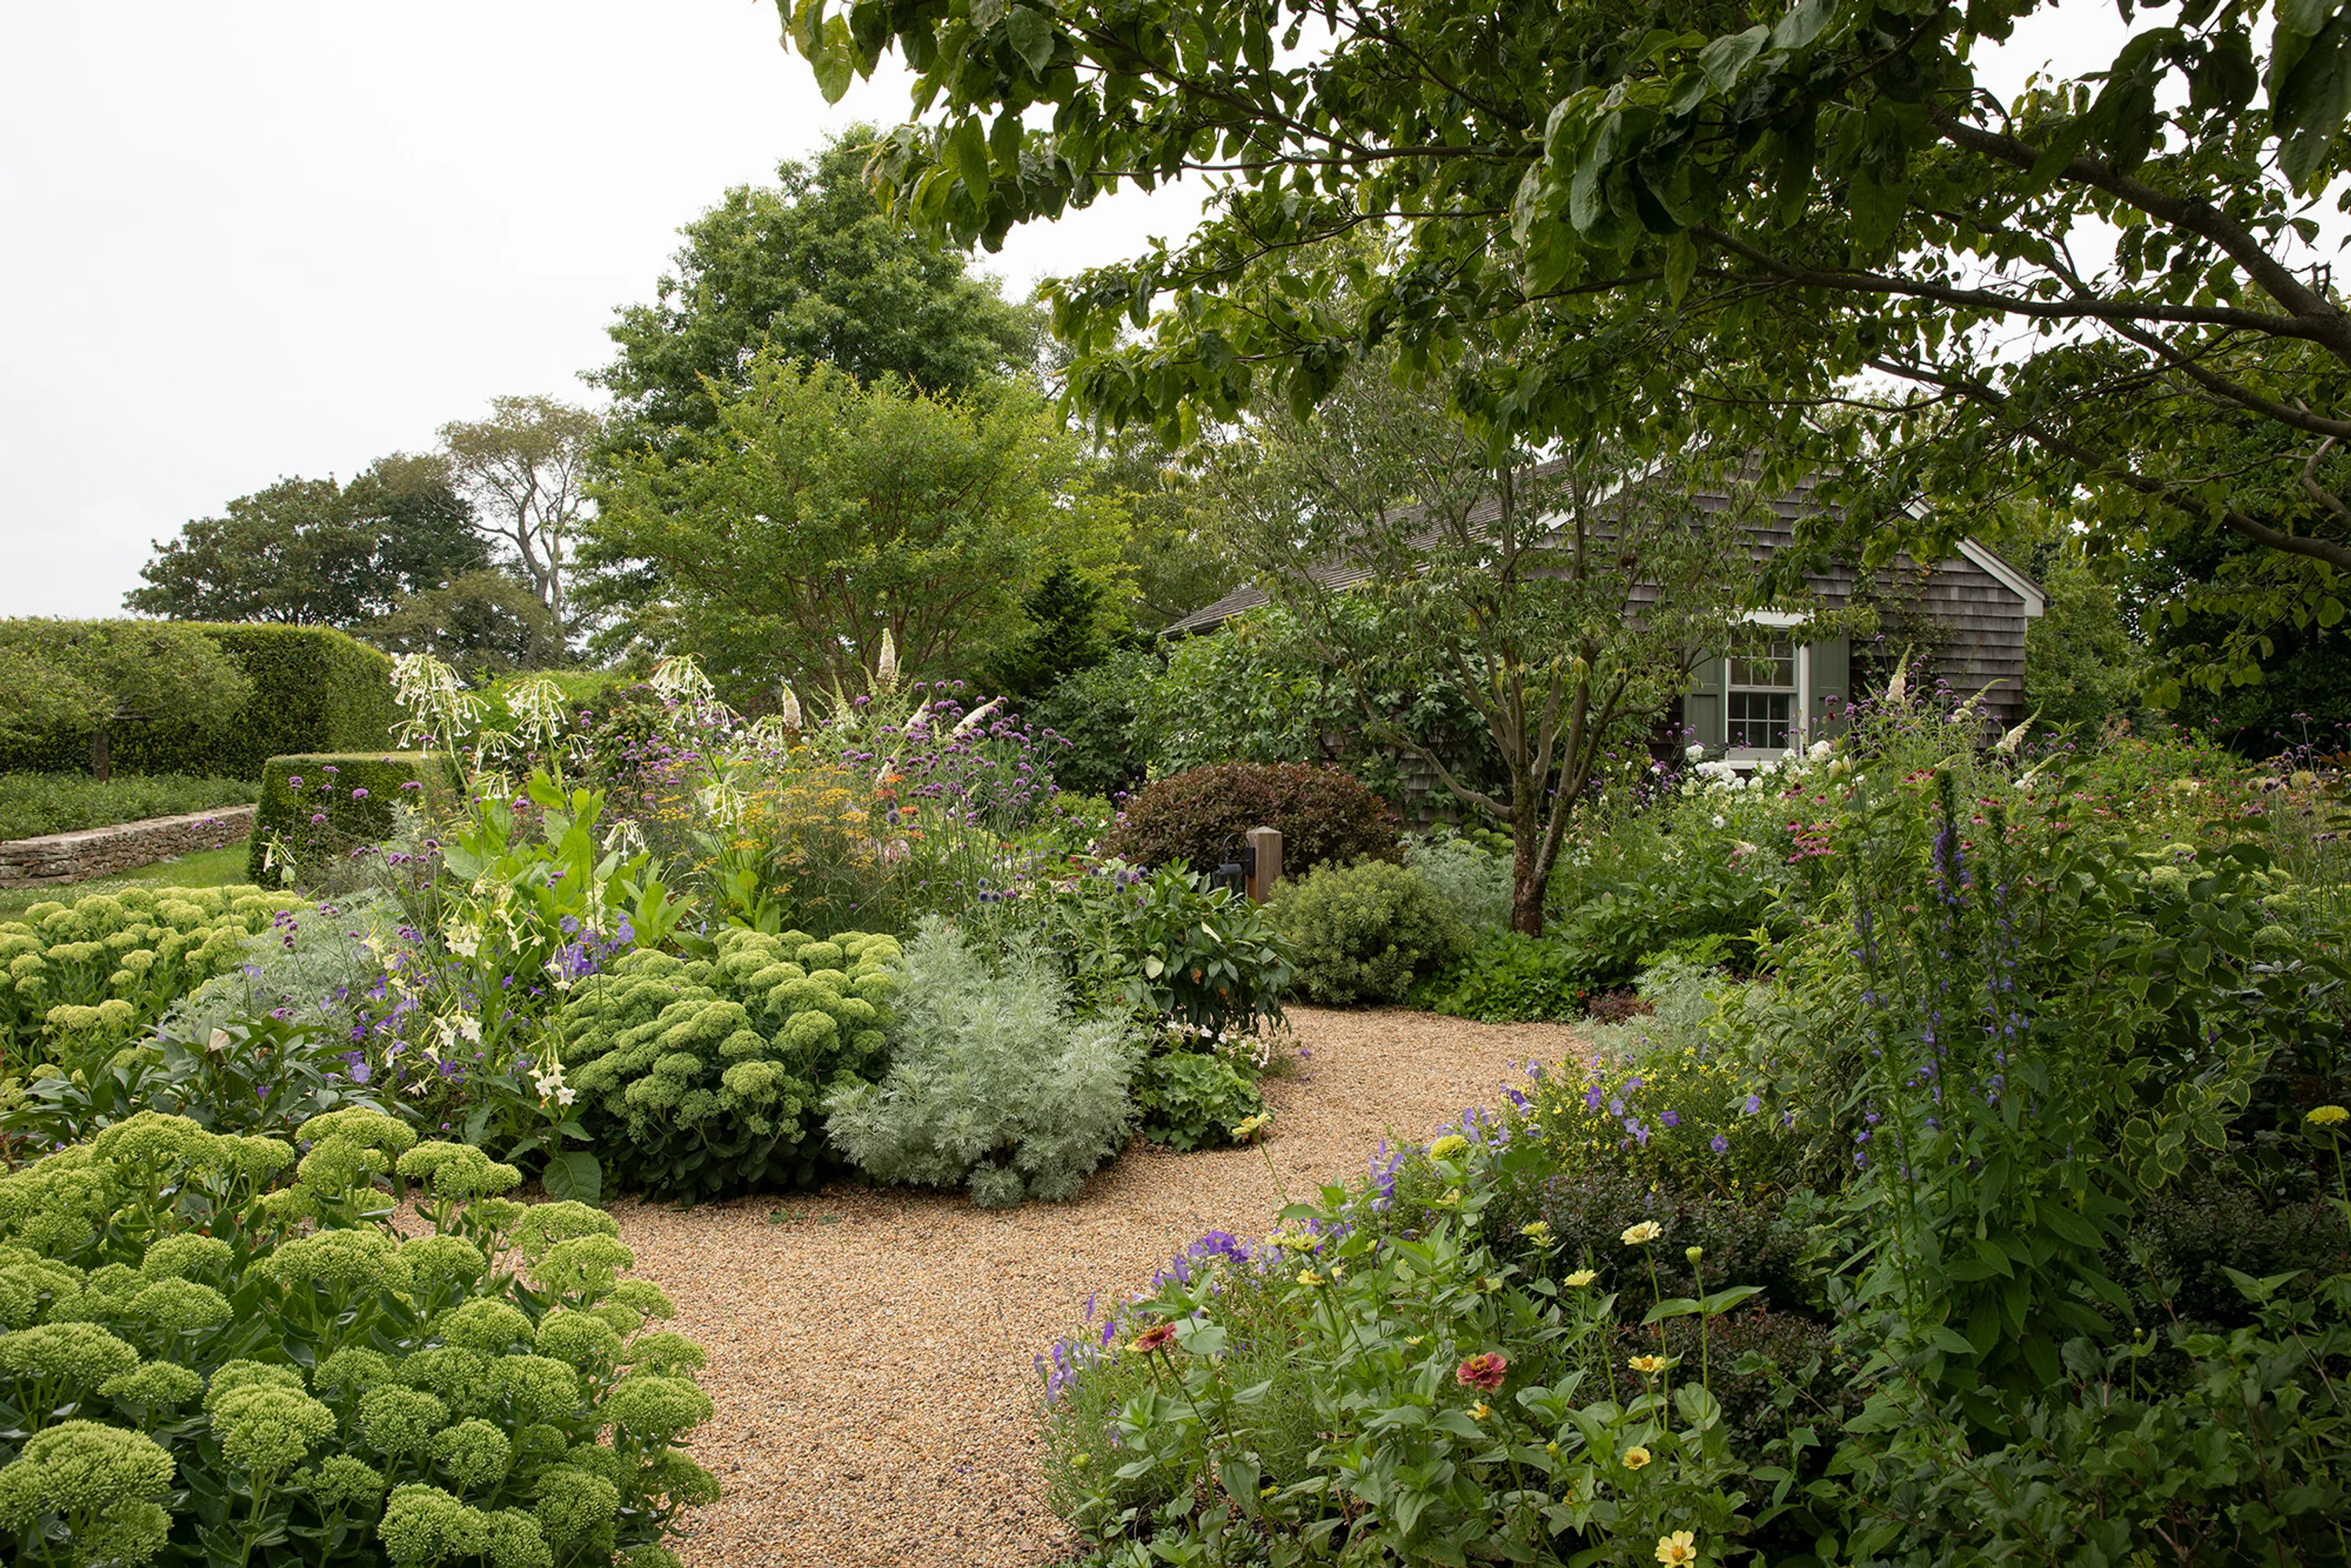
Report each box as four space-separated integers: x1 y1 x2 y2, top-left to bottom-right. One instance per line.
1469 1402 1491 1419
1621 1222 1663 1246
1429 1134 1470 1159
2309 1105 2349 1127
1685 1246 1704 1266
1407 1335 1425 1346
1296 1270 1325 1287
1545 1440 1559 1457
1520 1220 1554 1244
1656 1530 1698 1566
1564 1269 1599 1287
1621 1445 1652 1470
1330 1264 1346 1282
1231 1113 1271 1140
1628 1355 1669 1375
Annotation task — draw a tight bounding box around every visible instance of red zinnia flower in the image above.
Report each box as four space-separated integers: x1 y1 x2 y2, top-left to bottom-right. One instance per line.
1132 1322 1179 1355
1456 1352 1508 1392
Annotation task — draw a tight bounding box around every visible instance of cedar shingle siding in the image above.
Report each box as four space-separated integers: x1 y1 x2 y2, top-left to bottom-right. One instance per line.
1165 473 2045 746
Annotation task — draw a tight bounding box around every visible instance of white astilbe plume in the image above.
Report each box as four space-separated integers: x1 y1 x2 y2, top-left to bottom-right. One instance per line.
1882 650 1911 706
951 697 1002 737
777 683 802 730
1994 710 2038 756
874 628 900 693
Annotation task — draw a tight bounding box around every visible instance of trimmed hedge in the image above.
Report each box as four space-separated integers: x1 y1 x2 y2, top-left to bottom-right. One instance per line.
246 753 440 885
0 623 399 781
1107 762 1401 874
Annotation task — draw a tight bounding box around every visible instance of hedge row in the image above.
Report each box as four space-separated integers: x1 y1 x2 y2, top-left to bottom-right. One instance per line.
247 752 443 885
0 622 399 781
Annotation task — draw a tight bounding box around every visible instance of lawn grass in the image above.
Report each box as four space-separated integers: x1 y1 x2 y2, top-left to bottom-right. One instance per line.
0 838 257 921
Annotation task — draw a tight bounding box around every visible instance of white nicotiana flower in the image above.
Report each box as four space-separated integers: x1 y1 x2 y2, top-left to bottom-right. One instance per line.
1711 814 1726 830
207 1028 231 1057
444 924 480 959
1808 738 1833 762
1685 743 1705 762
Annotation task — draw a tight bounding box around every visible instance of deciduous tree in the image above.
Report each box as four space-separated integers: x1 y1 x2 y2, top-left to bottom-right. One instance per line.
772 0 2351 688
1210 367 1751 932
0 620 252 778
582 353 1120 704
439 395 601 632
591 126 1038 457
126 457 484 626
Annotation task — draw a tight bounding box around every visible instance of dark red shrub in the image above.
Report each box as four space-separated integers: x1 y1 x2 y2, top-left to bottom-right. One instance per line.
1107 762 1400 873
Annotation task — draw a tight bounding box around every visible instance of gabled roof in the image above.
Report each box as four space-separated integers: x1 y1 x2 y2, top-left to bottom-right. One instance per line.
1162 473 2043 636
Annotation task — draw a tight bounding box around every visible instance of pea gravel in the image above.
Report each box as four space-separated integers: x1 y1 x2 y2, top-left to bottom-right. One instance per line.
613 1005 1588 1568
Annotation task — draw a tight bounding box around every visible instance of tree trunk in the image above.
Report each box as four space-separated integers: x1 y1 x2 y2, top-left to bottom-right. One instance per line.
1509 797 1545 936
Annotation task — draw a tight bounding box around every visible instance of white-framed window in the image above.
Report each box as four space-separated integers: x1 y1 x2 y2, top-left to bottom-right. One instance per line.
1726 638 1798 751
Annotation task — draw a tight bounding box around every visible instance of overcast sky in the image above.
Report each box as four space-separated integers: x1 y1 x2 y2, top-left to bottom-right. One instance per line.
2 2 2132 618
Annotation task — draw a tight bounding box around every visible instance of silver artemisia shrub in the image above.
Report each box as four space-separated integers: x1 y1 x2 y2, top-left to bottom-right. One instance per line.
559 926 900 1203
825 916 1143 1208
0 1106 713 1568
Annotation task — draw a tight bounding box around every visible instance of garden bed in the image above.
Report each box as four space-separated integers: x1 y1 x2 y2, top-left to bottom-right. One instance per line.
615 1005 1584 1568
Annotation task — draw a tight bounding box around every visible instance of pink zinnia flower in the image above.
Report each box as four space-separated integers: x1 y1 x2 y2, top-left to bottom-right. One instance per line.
1456 1353 1508 1392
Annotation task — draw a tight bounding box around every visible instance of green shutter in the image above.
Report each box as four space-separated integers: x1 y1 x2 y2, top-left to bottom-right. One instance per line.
1808 636 1850 735
1684 656 1727 748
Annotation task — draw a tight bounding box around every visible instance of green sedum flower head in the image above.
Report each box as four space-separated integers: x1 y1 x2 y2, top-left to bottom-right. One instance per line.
429 1418 513 1493
379 1483 490 1566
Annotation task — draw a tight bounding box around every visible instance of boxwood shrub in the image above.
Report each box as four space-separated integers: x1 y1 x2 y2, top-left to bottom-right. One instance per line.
559 927 901 1203
0 624 399 782
1106 762 1400 874
1269 860 1469 1005
0 1107 715 1568
247 754 442 887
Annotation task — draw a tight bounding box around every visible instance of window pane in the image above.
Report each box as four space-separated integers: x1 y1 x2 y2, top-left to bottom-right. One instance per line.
1727 691 1792 749
1730 638 1795 689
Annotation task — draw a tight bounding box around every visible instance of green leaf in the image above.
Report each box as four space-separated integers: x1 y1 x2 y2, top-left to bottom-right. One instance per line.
1698 24 1768 92
1005 5 1056 72
1665 230 1697 306
951 115 992 194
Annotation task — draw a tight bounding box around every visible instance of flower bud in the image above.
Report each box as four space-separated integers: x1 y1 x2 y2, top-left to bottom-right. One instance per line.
1685 1246 1704 1266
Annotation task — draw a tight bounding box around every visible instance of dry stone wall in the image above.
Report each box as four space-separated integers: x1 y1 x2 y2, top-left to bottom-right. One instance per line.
0 805 255 885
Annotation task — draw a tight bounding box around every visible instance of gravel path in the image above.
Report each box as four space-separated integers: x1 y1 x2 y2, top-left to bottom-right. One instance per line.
612 1005 1587 1568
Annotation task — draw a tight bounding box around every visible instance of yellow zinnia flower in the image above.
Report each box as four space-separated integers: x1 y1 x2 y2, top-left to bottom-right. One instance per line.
1621 1221 1663 1246
1295 1269 1324 1287
1655 1530 1698 1565
2309 1104 2349 1127
1628 1354 1669 1375
1621 1445 1652 1470
1564 1269 1599 1287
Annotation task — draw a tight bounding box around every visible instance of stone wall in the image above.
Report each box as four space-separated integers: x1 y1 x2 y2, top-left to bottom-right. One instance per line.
0 805 256 885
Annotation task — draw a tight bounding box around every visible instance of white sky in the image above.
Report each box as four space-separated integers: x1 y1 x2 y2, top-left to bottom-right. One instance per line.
1 1 2136 617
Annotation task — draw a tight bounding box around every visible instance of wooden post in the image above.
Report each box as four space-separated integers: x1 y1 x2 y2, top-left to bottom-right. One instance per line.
1245 826 1282 903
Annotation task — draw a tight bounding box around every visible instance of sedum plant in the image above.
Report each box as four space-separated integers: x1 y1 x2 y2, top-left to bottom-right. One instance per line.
0 1106 713 1568
0 885 299 1077
560 926 900 1203
825 917 1143 1207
